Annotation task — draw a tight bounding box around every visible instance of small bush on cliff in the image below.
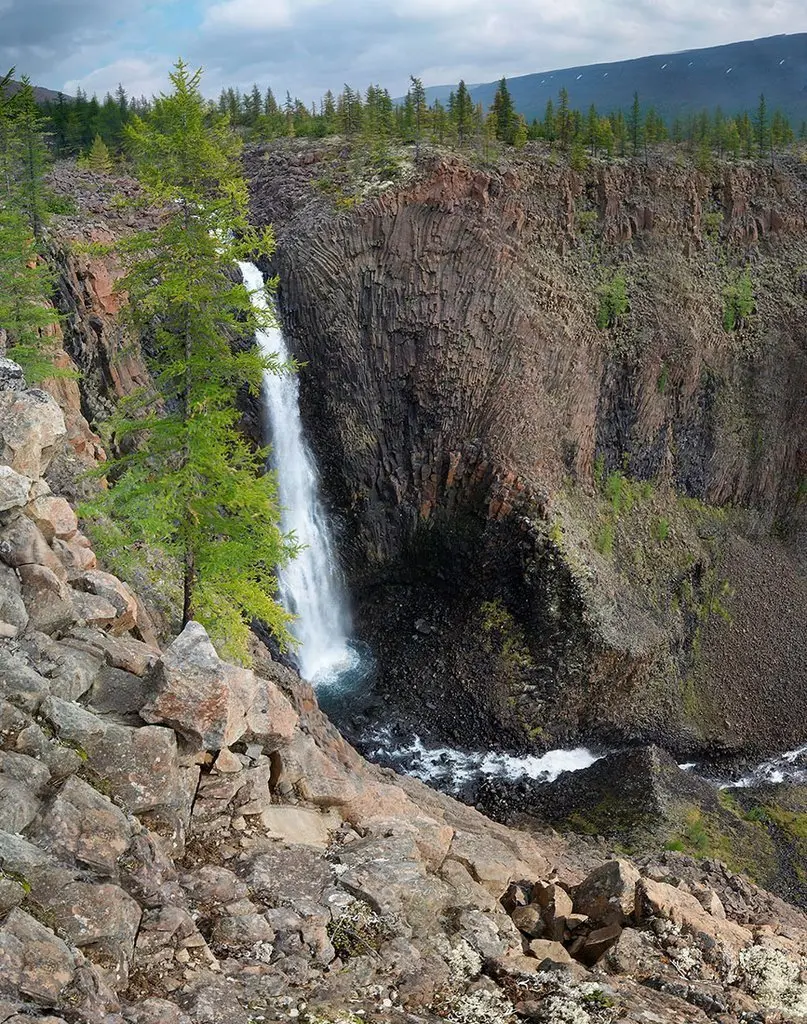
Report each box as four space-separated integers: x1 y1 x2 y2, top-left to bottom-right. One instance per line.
723 269 755 331
595 271 629 329
85 61 297 663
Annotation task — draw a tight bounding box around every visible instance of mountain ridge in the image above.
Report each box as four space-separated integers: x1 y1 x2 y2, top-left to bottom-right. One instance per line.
424 33 807 123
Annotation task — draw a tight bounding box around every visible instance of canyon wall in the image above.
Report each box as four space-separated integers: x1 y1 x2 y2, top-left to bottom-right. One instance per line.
247 143 807 757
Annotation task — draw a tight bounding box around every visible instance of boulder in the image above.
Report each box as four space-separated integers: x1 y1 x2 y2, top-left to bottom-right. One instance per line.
25 494 78 543
70 570 138 635
17 564 74 635
28 775 134 877
0 466 32 513
510 903 544 938
573 858 641 924
141 621 298 752
0 907 77 1005
526 938 576 967
0 515 67 579
52 535 97 572
0 564 28 639
636 877 753 954
0 388 66 478
577 922 623 965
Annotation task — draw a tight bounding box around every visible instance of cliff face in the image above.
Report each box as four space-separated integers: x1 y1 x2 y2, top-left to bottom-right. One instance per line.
247 143 807 757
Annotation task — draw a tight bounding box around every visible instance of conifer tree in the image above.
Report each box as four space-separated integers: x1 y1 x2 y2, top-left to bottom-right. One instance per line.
409 75 426 160
88 61 296 661
492 77 516 145
87 133 113 172
0 70 59 378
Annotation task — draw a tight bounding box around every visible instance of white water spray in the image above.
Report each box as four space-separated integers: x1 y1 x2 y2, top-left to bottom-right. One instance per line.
240 262 354 682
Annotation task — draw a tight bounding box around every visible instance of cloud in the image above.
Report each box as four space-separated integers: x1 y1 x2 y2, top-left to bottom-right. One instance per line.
3 0 807 104
63 58 172 102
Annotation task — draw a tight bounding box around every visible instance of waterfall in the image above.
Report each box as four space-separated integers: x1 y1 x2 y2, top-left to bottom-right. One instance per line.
239 261 354 683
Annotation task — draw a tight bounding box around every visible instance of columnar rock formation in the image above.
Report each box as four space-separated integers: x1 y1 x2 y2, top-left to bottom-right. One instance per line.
246 143 807 759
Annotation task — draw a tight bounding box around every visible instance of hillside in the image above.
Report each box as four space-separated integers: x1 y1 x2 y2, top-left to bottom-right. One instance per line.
424 33 807 123
6 79 70 104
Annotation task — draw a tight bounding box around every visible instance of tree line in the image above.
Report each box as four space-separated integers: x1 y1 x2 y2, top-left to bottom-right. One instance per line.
36 75 803 169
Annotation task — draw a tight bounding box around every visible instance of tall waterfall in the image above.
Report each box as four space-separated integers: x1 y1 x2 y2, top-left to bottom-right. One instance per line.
240 262 353 682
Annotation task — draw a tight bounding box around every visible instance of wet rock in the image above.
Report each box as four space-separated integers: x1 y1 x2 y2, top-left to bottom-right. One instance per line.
0 388 66 478
141 621 298 752
573 858 641 924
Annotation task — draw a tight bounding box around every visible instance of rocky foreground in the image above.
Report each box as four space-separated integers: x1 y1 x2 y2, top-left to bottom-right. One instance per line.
2 359 807 1023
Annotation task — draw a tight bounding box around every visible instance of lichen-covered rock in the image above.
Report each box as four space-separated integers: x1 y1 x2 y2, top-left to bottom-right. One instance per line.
0 358 26 392
0 907 77 1005
28 775 134 877
0 388 66 478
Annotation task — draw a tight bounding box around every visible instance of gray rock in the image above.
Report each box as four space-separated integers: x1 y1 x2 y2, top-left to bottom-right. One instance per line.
123 998 193 1024
18 564 74 635
0 775 41 832
28 775 134 877
573 858 641 924
40 696 195 852
0 516 67 578
0 907 77 1005
62 627 159 677
0 651 50 710
0 388 66 479
87 665 151 722
0 358 26 392
41 880 141 988
210 912 275 949
0 466 32 513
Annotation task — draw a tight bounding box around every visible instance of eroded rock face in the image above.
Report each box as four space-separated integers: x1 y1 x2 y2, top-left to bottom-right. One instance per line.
246 144 807 760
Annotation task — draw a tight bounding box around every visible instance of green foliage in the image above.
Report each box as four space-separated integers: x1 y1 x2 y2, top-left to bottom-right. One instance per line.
657 363 670 394
83 61 297 662
655 517 670 543
595 521 615 557
480 598 534 671
0 70 60 379
596 271 629 329
86 133 112 172
723 269 755 331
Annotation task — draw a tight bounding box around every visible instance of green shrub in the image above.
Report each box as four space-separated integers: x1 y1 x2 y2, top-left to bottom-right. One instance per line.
596 271 629 329
723 269 754 331
595 521 615 556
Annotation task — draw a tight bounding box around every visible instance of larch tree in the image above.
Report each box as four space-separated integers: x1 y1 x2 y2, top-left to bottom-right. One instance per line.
492 77 516 144
88 60 297 662
0 70 59 378
409 75 427 161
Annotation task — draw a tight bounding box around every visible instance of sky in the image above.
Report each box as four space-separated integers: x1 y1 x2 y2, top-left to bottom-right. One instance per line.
2 0 806 103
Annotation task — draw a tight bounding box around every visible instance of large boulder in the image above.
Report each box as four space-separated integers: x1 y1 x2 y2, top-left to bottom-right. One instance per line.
141 621 298 752
0 388 66 478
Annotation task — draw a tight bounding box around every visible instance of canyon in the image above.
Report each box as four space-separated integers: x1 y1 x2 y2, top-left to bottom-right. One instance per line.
0 147 806 1023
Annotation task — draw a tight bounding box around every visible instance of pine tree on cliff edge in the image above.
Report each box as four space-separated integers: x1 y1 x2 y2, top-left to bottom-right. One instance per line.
86 60 297 663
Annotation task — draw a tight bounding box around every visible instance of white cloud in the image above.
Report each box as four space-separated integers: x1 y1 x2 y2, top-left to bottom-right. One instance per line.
63 57 171 100
202 0 293 32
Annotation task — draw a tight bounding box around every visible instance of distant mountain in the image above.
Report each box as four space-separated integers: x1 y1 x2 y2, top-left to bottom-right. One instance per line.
6 80 71 104
424 34 807 124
